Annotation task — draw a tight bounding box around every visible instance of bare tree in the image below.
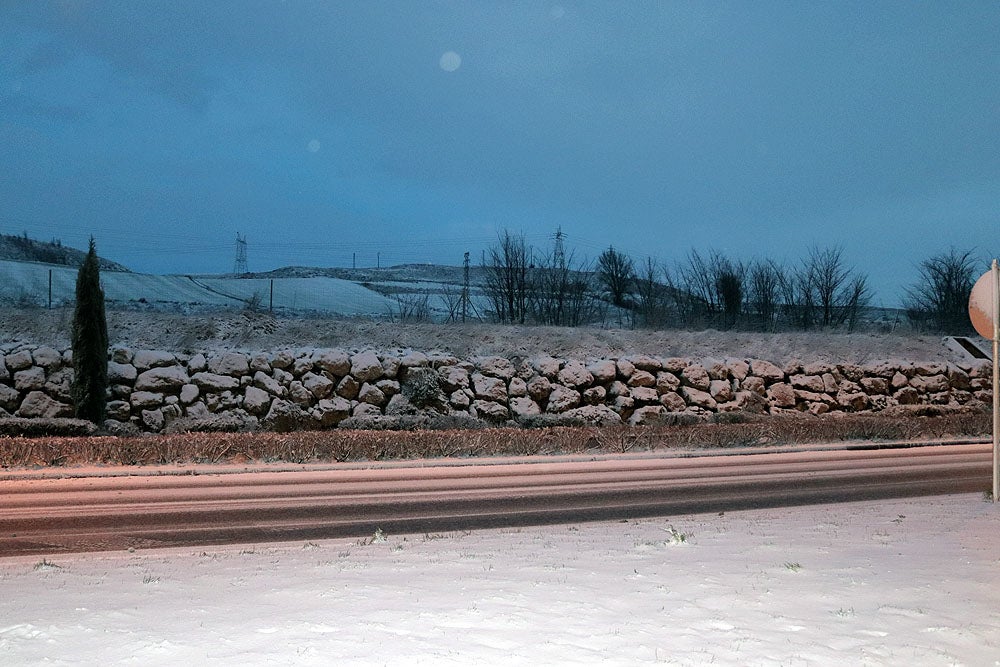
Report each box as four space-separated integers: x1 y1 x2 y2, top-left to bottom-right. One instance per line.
388 293 431 322
783 246 870 330
675 249 745 328
747 259 784 331
807 246 848 327
904 248 978 333
841 274 870 332
714 256 745 329
484 230 531 324
678 249 716 316
635 257 672 328
597 246 635 309
528 248 597 327
779 263 816 330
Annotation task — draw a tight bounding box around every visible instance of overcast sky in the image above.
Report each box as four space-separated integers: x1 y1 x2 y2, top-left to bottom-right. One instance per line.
2 1 998 306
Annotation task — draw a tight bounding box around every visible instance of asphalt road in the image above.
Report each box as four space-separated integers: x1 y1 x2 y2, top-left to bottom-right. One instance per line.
0 442 991 558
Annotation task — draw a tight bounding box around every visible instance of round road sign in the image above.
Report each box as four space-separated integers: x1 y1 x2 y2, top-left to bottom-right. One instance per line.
969 267 998 340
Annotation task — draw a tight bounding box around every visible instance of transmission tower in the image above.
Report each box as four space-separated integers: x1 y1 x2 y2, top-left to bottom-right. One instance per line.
462 251 470 322
553 226 566 269
233 233 248 275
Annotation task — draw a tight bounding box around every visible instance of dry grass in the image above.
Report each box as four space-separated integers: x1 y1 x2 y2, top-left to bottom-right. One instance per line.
0 410 990 469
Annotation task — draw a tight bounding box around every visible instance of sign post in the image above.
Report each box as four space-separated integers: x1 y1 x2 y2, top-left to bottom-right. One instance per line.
969 259 1000 502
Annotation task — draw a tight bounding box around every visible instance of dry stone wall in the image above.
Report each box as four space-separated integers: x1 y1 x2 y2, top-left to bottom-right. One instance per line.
0 343 993 433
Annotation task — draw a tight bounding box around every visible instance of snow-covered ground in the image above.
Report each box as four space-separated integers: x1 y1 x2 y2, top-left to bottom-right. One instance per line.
0 260 398 315
2 493 998 665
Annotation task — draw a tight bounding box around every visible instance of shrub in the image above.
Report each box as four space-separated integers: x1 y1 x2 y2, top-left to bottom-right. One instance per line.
71 238 108 424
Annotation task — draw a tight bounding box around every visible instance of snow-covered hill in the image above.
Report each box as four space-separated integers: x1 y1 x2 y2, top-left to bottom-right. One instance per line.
0 260 404 317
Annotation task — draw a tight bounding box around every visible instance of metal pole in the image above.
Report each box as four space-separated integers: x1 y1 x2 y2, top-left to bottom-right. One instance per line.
269 279 274 313
48 269 53 309
992 258 999 502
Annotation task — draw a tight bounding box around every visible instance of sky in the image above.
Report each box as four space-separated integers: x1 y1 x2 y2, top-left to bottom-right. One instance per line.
1 1 998 307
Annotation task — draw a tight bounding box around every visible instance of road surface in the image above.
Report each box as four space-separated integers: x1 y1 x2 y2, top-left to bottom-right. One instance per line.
0 442 990 557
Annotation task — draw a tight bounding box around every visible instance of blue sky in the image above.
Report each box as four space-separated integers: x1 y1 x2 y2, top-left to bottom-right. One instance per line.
1 1 998 306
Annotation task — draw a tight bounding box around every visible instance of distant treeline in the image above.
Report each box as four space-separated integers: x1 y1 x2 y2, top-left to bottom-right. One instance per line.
475 230 985 335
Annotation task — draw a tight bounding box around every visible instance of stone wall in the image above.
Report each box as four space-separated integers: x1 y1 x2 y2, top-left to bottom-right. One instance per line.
0 344 993 433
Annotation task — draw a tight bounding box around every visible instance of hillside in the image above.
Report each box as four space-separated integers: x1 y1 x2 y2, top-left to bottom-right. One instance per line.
0 233 130 272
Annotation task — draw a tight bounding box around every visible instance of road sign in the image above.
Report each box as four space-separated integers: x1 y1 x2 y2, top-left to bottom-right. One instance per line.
968 260 999 502
969 265 999 340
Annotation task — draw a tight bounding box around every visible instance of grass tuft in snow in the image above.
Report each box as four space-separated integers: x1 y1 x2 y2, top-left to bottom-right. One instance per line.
783 562 803 572
33 558 62 571
665 525 690 545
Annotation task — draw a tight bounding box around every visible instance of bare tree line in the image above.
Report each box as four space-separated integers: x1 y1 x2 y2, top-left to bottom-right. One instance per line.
482 230 991 334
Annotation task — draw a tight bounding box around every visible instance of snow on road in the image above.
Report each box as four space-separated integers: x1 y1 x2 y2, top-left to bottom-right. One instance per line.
2 494 999 665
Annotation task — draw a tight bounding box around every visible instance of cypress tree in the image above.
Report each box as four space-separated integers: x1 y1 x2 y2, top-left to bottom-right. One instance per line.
71 237 109 423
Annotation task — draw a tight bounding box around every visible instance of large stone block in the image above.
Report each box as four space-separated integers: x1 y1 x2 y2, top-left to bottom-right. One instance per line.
243 386 272 415
135 366 189 392
16 391 72 418
586 360 617 383
557 361 593 389
208 352 250 377
473 399 510 422
510 396 541 418
133 350 177 370
476 356 516 380
545 385 581 413
13 367 45 392
5 350 34 372
301 372 334 399
766 382 796 408
191 372 240 392
351 351 384 382
749 359 784 382
130 391 164 409
790 374 825 393
108 361 138 384
312 349 351 376
32 346 63 370
681 365 710 391
530 355 561 379
0 384 20 411
472 373 507 402
681 386 718 410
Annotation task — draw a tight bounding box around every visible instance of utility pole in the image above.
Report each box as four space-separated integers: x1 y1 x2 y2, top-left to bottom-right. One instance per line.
233 233 248 275
462 251 470 323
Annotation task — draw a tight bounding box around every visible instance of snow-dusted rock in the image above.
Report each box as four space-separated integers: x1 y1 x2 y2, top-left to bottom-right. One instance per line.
208 352 250 377
13 367 45 392
108 361 138 384
133 350 177 370
351 351 384 382
312 349 351 376
32 346 62 370
16 391 72 418
243 386 272 415
135 366 189 392
545 385 580 413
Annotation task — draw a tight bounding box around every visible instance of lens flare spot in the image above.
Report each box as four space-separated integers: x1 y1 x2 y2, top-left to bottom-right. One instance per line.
439 51 462 72
307 139 321 153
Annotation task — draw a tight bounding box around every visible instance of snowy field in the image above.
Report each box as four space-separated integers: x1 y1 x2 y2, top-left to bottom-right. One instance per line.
0 260 397 315
2 494 999 666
